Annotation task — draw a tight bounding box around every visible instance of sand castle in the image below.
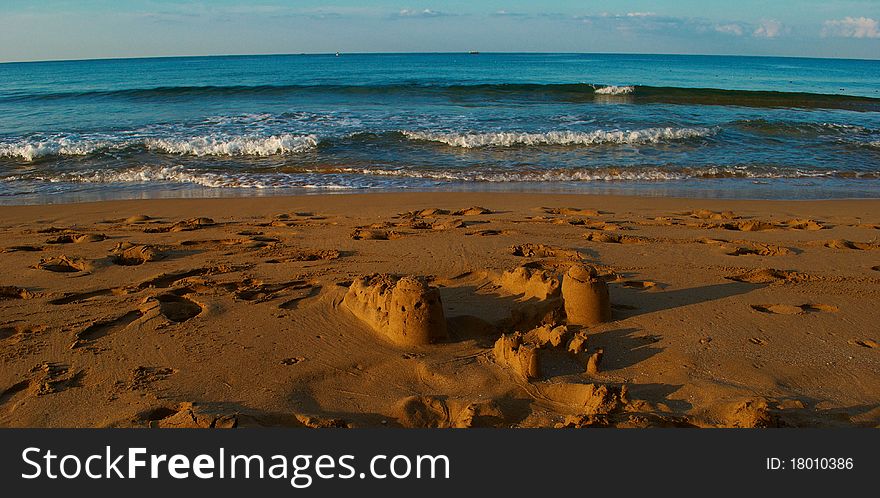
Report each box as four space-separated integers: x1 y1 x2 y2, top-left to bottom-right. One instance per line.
343 274 448 346
561 264 611 326
492 332 541 380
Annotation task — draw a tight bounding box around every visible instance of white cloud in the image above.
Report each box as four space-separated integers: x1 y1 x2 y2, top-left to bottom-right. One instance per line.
626 12 656 18
822 17 880 38
753 19 784 38
714 23 744 36
492 10 529 18
397 9 447 18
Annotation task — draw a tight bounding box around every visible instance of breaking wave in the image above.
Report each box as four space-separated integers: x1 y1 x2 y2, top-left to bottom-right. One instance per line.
0 137 111 162
400 127 713 148
144 134 318 157
594 85 635 95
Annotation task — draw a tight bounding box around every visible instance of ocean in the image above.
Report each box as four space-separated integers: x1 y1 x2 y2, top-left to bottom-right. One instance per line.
0 53 878 203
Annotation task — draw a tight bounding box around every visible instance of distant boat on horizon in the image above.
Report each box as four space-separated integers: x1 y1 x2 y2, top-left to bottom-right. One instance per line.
468 51 480 55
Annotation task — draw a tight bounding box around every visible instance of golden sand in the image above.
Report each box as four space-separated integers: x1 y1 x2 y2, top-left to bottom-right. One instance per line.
0 192 878 428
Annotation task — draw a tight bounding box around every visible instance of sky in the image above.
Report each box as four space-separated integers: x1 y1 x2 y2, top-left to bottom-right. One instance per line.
1 1 879 62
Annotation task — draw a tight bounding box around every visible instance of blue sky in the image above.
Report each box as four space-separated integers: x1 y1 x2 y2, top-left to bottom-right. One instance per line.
1 1 879 61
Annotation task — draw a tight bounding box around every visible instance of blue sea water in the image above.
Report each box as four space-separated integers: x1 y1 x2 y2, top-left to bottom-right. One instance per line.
0 53 878 203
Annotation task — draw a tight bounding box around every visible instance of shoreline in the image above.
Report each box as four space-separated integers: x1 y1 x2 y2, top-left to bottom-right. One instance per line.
1 192 878 428
3 191 880 215
4 183 880 208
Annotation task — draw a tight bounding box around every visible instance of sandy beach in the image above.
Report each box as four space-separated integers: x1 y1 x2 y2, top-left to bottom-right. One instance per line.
0 192 878 428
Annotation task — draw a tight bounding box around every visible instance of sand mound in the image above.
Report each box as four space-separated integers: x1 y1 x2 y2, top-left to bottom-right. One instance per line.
786 219 826 230
687 209 738 220
537 383 628 415
343 275 447 346
562 265 611 326
586 349 604 375
125 214 153 224
567 331 588 355
453 206 492 216
523 323 569 348
713 398 778 428
497 265 560 300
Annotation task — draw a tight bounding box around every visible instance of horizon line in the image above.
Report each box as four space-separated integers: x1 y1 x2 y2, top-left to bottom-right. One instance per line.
2 50 879 65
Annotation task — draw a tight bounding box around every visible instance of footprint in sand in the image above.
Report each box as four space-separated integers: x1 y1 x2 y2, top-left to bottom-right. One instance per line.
35 226 67 234
511 243 582 261
750 303 838 315
151 294 203 322
225 279 314 303
726 243 793 257
1 363 85 406
111 243 165 266
541 207 604 217
135 402 237 428
46 232 107 244
72 309 144 348
144 217 215 234
0 324 46 343
584 232 649 244
725 268 808 284
466 229 510 236
49 288 121 305
266 249 340 263
395 395 505 428
35 255 90 273
721 220 778 232
278 285 321 309
129 366 177 390
351 226 403 240
2 245 44 253
824 239 879 250
0 286 35 300
851 339 878 349
620 280 658 290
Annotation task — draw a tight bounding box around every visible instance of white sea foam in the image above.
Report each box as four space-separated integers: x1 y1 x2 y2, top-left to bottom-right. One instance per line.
401 127 712 148
594 85 635 95
10 165 353 190
145 134 318 157
0 137 110 161
338 166 852 182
